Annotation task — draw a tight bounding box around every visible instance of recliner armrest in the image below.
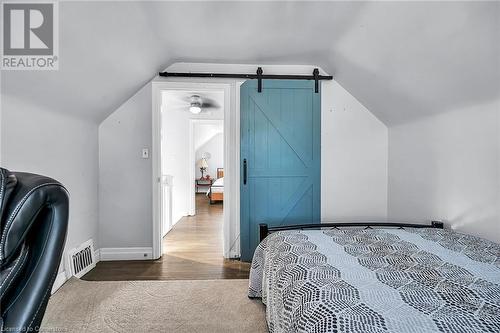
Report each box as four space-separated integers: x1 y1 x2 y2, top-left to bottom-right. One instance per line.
1 168 69 333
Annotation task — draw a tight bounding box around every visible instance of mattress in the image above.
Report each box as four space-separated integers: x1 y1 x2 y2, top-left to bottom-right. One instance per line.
248 227 500 333
212 177 224 187
211 186 224 194
208 177 224 194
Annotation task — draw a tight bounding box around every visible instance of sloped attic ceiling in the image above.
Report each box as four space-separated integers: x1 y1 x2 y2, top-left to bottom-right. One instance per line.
1 1 498 125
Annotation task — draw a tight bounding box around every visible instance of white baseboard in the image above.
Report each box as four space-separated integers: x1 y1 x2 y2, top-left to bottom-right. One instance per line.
99 247 153 261
51 270 68 295
94 248 101 262
51 247 151 293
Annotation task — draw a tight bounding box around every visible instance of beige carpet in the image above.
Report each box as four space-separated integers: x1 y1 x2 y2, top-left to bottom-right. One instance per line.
41 278 267 333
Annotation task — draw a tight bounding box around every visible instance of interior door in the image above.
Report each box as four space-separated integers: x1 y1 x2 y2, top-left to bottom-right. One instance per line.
240 80 321 261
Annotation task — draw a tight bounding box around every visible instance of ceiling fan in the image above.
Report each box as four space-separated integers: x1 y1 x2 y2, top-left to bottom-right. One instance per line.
167 94 220 114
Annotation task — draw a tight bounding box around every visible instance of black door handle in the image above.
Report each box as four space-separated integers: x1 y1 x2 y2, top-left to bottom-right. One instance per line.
243 159 247 185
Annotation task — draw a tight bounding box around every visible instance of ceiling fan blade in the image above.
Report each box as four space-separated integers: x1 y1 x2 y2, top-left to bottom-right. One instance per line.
201 97 220 109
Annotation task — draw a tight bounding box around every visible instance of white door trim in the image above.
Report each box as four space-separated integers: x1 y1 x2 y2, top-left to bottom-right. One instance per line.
152 81 238 259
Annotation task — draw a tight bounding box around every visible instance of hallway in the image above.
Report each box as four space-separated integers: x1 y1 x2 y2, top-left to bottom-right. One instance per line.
83 194 249 280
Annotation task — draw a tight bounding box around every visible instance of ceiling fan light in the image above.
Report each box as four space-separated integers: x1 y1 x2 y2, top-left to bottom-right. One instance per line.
189 105 202 114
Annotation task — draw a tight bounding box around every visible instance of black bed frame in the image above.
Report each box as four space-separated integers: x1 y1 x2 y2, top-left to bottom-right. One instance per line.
259 221 444 242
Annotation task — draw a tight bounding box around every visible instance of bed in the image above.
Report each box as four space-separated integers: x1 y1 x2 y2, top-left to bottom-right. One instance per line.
249 222 500 333
207 168 224 204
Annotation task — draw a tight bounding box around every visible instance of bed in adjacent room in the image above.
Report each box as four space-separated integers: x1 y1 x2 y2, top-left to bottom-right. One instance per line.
249 223 500 333
207 168 224 204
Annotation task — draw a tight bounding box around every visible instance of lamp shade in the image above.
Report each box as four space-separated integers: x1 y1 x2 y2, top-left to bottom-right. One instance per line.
199 158 209 168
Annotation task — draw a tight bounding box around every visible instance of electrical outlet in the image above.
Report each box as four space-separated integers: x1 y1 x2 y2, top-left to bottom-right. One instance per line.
142 148 149 159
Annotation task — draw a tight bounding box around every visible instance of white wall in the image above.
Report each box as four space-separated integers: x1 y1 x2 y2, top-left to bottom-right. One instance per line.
195 124 224 180
388 100 500 243
1 95 99 273
161 92 224 224
321 80 388 221
98 83 153 249
194 122 223 152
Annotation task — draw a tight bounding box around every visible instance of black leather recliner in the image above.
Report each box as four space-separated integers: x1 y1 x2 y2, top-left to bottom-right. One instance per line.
0 168 69 332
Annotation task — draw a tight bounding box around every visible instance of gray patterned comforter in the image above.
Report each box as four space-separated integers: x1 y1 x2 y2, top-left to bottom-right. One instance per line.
248 227 500 333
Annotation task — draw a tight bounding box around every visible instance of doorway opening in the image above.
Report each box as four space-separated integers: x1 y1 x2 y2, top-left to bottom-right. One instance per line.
156 86 249 279
192 119 224 209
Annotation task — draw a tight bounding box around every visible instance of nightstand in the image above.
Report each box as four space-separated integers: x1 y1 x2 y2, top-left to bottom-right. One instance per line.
195 178 213 193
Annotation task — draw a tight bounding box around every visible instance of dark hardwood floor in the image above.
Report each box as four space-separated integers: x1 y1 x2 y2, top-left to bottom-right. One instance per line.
82 194 250 280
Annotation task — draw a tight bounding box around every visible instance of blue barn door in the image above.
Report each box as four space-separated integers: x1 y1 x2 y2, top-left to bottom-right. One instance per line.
240 80 321 261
